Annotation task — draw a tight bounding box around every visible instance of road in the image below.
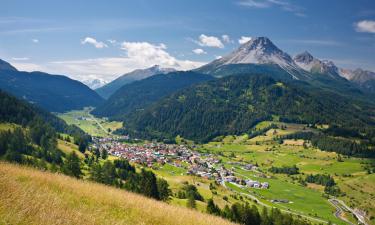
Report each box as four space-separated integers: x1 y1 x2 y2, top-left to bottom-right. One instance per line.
231 170 367 225
221 177 328 224
88 112 109 135
329 199 355 225
329 199 368 225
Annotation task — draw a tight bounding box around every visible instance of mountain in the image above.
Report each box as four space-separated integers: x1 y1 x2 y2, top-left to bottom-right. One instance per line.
0 59 18 71
293 51 341 78
122 74 375 143
339 68 375 93
0 59 103 112
92 71 213 120
96 65 176 99
82 78 108 89
196 37 364 100
197 37 307 80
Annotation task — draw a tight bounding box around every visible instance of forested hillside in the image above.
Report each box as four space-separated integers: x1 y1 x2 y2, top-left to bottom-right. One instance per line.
0 64 103 112
92 71 213 120
122 74 375 155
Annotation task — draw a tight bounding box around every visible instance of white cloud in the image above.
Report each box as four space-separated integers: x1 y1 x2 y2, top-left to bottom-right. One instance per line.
222 34 232 43
238 0 270 8
355 20 375 33
287 39 342 46
81 37 108 49
215 55 222 60
11 62 43 71
197 34 224 48
15 41 206 82
107 39 117 45
192 48 207 55
11 57 29 61
238 36 252 44
238 0 305 17
32 39 39 43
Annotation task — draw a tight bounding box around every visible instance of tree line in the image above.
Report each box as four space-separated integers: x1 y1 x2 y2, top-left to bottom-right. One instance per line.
207 199 312 225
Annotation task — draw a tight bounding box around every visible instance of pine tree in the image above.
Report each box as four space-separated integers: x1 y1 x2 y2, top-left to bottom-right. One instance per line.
62 152 82 178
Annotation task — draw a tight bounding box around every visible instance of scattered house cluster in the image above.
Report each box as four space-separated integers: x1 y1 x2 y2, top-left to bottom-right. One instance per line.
91 138 269 190
271 199 289 203
246 179 269 189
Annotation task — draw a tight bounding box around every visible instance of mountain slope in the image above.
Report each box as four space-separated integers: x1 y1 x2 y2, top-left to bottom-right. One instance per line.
339 68 375 93
293 51 342 78
92 71 213 120
82 78 108 89
0 89 85 137
0 61 103 112
122 74 375 143
0 162 233 225
197 37 307 80
196 37 365 100
96 65 176 99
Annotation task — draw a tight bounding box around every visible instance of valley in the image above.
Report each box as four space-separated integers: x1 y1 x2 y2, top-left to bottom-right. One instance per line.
58 109 375 225
1 5 375 224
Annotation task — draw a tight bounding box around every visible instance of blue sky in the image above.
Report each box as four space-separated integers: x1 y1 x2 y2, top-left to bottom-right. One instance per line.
0 0 374 81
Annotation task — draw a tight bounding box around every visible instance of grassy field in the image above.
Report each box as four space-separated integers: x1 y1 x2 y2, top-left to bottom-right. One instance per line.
199 121 375 224
0 162 235 225
57 107 122 137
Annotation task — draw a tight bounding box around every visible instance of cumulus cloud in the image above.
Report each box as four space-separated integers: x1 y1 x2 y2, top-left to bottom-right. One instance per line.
222 34 232 43
32 39 39 43
192 48 207 55
355 20 375 33
81 37 108 48
197 34 224 48
238 36 252 44
15 41 206 82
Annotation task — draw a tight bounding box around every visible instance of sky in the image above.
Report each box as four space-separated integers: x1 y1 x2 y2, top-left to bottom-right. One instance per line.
0 0 375 82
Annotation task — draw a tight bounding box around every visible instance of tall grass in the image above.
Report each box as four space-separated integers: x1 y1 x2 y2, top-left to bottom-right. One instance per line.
0 162 235 225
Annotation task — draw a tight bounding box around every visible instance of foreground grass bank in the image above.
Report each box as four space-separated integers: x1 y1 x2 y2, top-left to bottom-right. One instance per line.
0 162 234 225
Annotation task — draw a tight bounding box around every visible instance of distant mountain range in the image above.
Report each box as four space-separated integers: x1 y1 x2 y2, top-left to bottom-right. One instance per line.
96 65 176 99
82 78 108 89
0 59 103 112
92 71 213 120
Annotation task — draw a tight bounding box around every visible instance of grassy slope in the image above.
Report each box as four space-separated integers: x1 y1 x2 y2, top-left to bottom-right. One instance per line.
0 162 234 225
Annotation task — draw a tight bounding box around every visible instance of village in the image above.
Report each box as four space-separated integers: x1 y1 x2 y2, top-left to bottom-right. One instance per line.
91 137 269 190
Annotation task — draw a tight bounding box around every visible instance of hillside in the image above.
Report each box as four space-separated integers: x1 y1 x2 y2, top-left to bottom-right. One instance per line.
92 71 213 120
122 74 375 144
0 89 84 137
0 162 234 225
0 60 103 112
96 65 176 99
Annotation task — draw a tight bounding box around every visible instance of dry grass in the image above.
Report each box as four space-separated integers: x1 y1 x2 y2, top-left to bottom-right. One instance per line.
0 162 235 225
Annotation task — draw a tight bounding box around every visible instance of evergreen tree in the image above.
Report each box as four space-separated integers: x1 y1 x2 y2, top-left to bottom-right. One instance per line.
101 149 108 160
62 152 82 178
187 195 196 209
157 178 171 201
